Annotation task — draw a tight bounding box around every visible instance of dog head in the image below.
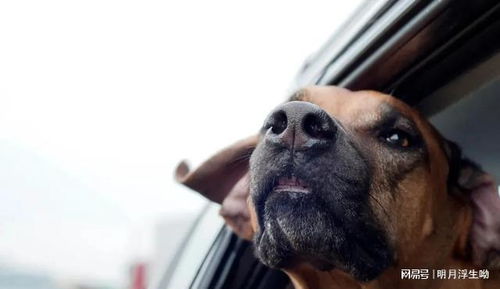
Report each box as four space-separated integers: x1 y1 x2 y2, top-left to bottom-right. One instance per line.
176 86 500 282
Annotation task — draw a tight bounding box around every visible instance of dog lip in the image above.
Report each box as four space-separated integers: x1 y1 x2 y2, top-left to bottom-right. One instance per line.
254 173 312 239
272 176 311 193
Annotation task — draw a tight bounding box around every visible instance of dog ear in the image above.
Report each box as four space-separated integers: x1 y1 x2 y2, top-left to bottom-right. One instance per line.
462 163 500 269
175 135 258 240
446 141 500 269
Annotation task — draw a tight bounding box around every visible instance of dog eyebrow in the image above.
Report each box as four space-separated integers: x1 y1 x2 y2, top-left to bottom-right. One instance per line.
376 103 417 133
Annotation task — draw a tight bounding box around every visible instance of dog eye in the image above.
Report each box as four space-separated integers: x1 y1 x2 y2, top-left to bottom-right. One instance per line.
382 130 412 148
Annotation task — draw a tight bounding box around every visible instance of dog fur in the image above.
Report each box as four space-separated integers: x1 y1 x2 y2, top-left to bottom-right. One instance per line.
176 86 500 289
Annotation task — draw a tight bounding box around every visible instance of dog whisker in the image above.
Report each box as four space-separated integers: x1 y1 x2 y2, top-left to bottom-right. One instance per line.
227 148 254 168
368 192 389 220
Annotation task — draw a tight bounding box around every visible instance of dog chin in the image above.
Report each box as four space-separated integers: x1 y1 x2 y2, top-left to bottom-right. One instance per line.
253 190 393 281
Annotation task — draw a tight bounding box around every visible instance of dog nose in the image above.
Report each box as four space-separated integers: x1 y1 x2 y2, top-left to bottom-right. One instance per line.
263 101 336 150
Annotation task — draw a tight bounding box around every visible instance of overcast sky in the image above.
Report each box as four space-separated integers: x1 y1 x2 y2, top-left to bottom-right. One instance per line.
0 0 363 286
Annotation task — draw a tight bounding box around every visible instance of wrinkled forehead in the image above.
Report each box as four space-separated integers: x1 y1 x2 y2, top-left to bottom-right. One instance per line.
290 86 418 128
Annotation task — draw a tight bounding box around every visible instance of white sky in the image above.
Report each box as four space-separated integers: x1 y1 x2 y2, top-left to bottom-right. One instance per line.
0 0 363 287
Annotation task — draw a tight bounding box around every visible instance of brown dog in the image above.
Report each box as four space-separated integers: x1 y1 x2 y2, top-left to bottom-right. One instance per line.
176 86 500 289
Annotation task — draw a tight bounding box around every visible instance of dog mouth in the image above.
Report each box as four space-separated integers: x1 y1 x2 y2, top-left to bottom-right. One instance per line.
254 172 315 242
252 170 394 281
272 176 311 194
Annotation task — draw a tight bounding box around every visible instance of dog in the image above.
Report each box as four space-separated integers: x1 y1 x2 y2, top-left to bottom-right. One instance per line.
175 86 500 289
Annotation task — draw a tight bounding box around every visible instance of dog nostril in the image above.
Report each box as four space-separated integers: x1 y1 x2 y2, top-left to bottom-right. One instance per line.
268 110 287 135
303 113 335 139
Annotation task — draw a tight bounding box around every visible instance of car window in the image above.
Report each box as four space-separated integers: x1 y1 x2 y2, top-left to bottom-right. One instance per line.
428 78 500 186
163 203 224 289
